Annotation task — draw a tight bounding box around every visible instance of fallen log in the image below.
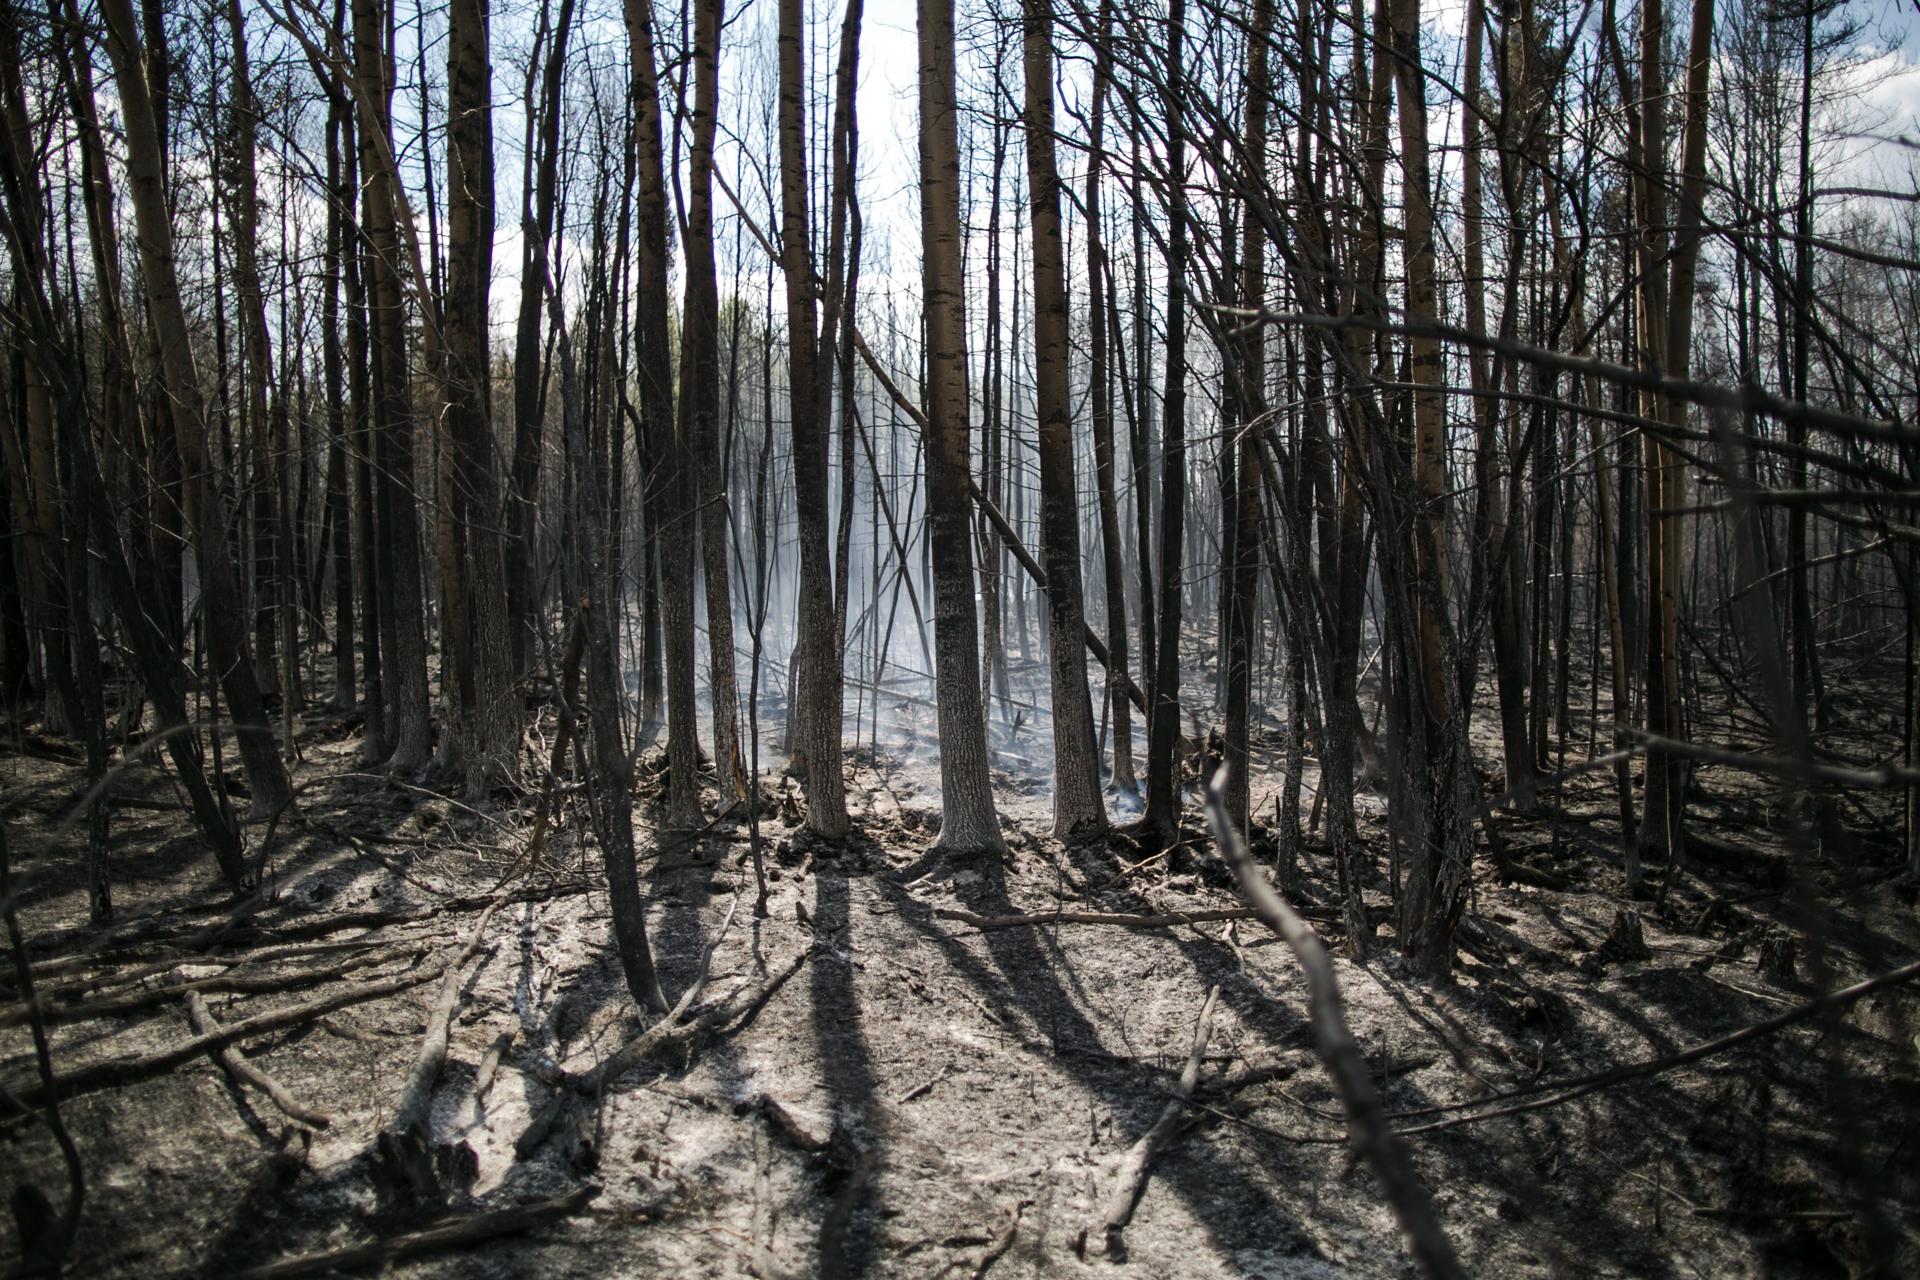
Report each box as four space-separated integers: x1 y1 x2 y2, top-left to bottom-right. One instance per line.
1090 986 1221 1258
936 906 1261 932
9 944 412 1028
371 897 507 1208
221 1185 598 1280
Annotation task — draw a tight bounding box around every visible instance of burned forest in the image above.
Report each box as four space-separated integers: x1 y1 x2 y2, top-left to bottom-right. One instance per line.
4 0 1920 1274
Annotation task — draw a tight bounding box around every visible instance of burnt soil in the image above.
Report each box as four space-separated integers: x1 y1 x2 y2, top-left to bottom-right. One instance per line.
3 678 1919 1278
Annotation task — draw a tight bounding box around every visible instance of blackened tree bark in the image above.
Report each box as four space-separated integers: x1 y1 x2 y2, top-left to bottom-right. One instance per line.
444 0 520 794
1083 0 1134 796
350 0 432 772
623 0 702 830
1224 0 1273 842
323 67 355 711
681 0 743 805
1142 0 1189 844
918 0 1003 856
548 253 668 1018
507 0 575 676
779 0 848 836
223 0 283 709
821 0 863 705
100 0 294 814
1389 0 1474 978
1022 0 1104 837
1460 0 1535 801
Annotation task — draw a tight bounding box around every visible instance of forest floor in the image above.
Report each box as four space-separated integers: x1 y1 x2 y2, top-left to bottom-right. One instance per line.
3 662 1919 1279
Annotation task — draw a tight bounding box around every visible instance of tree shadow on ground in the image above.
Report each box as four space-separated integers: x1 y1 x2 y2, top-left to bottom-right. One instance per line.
869 849 1327 1270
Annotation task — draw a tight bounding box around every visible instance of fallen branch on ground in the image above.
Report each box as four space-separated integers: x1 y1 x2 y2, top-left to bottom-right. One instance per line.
516 947 810 1158
387 899 505 1135
185 992 332 1130
1383 953 1920 1136
473 1031 513 1102
10 944 414 1028
1 960 447 1117
969 1200 1025 1279
1090 985 1220 1259
574 942 808 1095
221 1185 598 1279
936 906 1261 932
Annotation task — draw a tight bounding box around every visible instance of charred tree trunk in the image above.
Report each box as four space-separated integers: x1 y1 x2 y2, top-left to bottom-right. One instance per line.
1390 0 1471 979
223 0 282 714
443 0 519 794
323 71 355 711
100 0 294 814
351 0 432 773
507 0 575 676
1083 0 1134 796
778 0 848 836
1022 0 1104 836
1223 0 1274 842
623 0 702 830
682 0 743 805
918 0 1003 856
549 253 668 1018
1142 0 1188 845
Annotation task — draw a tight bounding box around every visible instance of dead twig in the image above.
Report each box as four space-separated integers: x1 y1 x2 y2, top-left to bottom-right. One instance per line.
967 1200 1025 1279
473 1031 514 1103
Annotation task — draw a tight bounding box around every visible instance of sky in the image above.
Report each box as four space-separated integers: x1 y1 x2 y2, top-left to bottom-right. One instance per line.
234 0 1920 346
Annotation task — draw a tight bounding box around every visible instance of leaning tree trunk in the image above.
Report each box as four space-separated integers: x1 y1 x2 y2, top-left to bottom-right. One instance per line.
548 255 668 1018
